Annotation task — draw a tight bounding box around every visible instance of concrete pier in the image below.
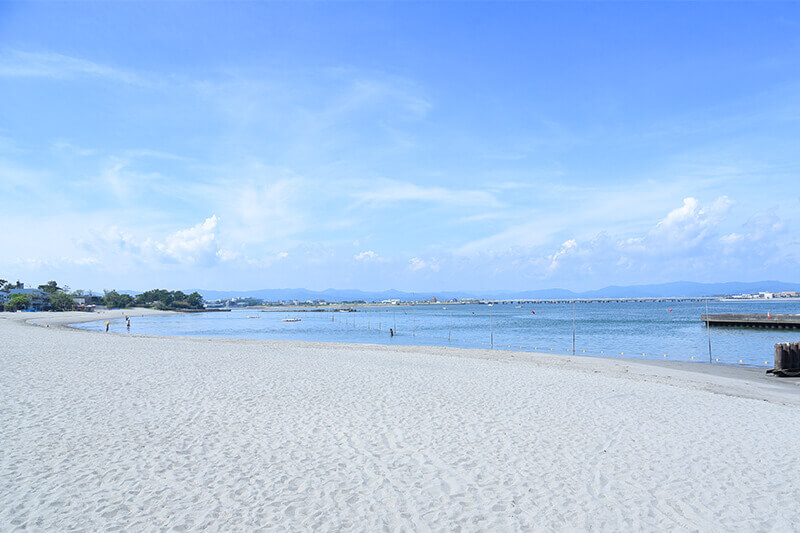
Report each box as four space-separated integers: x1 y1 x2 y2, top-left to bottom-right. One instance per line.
702 313 800 329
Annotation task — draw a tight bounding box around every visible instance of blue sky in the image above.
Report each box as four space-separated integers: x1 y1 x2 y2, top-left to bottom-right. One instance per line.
1 2 799 292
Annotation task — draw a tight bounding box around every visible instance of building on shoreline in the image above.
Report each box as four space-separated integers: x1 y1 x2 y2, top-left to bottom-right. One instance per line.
7 286 50 310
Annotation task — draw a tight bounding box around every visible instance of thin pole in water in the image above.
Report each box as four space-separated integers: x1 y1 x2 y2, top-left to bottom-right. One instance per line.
572 301 576 356
490 305 494 349
449 311 452 343
706 299 713 364
393 310 396 333
379 311 381 331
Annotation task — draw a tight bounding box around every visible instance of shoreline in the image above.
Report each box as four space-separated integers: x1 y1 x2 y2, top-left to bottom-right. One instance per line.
7 310 800 407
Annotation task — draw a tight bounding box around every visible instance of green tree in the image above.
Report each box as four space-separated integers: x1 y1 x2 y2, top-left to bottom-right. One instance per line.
186 292 204 309
135 289 174 307
104 290 134 309
132 289 203 310
49 291 75 312
5 294 30 311
0 279 7 291
38 281 61 294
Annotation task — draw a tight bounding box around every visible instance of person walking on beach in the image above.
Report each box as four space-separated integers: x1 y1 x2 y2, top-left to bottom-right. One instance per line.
105 320 110 332
389 328 394 337
126 317 131 331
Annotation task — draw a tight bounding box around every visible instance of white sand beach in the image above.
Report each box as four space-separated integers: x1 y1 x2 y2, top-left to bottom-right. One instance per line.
2 310 800 530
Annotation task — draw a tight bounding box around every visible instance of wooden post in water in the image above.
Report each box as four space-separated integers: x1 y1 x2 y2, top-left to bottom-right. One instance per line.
768 342 800 376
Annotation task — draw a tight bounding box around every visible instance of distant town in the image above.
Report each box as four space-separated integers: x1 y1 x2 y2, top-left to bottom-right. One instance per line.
3 276 797 312
727 291 799 300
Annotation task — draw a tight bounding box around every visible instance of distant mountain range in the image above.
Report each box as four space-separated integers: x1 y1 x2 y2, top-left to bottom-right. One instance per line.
187 280 800 302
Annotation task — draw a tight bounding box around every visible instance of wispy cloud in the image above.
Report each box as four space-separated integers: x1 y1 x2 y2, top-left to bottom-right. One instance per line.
0 50 148 86
353 179 502 208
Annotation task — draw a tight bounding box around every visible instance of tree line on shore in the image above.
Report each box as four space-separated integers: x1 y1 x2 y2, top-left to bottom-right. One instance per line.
104 289 204 310
1 279 204 312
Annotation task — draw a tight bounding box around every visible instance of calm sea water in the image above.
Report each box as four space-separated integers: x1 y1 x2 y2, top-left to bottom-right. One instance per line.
74 300 800 367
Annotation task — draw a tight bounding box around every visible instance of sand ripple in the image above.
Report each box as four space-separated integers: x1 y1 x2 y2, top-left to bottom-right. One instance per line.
2 312 800 530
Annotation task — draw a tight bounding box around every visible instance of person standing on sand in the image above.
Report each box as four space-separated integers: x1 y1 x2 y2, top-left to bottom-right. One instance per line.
105 320 110 332
389 328 394 337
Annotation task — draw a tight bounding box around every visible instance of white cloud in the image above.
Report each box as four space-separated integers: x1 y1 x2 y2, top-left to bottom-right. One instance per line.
624 196 732 253
539 196 792 281
354 179 502 208
408 257 427 271
87 216 223 266
354 250 379 261
407 256 440 272
155 215 221 264
547 239 578 273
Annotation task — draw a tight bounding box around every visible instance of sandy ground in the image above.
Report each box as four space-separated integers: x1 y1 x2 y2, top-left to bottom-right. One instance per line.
2 310 800 530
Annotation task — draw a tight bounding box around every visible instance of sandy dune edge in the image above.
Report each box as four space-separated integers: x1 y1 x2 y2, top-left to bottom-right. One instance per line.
2 311 800 530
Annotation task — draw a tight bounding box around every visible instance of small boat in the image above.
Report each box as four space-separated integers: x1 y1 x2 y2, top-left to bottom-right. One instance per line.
247 315 260 319
282 318 301 322
442 306 448 310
